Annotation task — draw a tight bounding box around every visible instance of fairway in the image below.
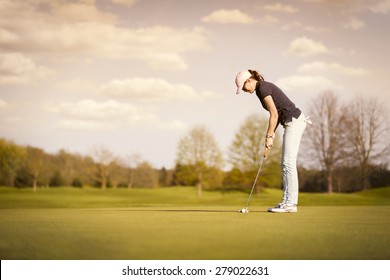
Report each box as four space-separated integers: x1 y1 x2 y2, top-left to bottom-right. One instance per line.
1 206 390 260
0 187 389 260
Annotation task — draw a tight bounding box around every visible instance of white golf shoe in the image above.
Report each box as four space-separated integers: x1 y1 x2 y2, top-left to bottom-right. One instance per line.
267 203 297 213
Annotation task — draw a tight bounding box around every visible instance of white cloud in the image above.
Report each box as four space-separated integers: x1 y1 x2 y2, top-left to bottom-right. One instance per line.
57 99 152 120
370 0 390 14
54 99 187 131
298 61 371 76
282 21 331 33
58 78 98 92
111 0 138 8
276 75 338 92
0 53 54 85
202 9 257 24
158 120 188 131
0 1 208 70
0 28 19 44
287 37 329 57
264 3 299 13
57 119 115 130
0 98 7 109
263 15 279 24
54 99 157 130
49 0 117 22
343 17 366 30
97 78 220 101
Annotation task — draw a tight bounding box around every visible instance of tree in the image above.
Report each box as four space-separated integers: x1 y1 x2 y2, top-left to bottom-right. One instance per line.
0 139 26 187
158 167 174 187
175 125 224 197
228 114 282 191
91 146 115 190
108 158 127 189
345 95 389 189
25 146 48 192
124 153 142 189
133 161 158 188
304 91 348 193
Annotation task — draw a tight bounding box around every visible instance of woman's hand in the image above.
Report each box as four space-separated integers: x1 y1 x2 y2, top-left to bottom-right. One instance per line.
265 135 274 149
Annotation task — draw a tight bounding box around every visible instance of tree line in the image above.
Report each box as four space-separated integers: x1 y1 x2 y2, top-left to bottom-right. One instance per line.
0 92 389 194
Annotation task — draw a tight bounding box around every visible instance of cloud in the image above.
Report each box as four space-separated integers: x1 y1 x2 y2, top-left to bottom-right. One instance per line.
202 9 257 24
0 1 208 70
287 37 329 57
276 75 338 92
57 99 152 120
263 3 299 13
263 15 279 24
54 99 187 131
0 28 19 44
111 0 138 7
282 21 331 33
343 17 366 30
97 78 220 101
298 61 371 76
57 119 115 130
370 0 390 14
54 99 157 129
0 53 54 85
57 78 98 92
0 98 7 109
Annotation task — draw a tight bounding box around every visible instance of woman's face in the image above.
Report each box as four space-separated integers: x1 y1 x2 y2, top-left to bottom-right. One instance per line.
242 78 256 94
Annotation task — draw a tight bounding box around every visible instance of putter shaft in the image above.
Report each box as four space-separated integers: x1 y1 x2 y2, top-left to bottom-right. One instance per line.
245 148 269 209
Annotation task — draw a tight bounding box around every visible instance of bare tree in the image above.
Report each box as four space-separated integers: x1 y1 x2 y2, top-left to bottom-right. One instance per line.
124 153 142 189
305 91 348 193
108 158 126 189
175 125 224 197
345 95 389 189
92 146 115 190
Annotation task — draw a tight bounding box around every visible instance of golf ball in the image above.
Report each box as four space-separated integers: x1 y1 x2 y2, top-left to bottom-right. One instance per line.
240 208 248 213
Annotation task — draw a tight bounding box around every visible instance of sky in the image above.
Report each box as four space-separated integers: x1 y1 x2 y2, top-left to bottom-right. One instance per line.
1 0 389 169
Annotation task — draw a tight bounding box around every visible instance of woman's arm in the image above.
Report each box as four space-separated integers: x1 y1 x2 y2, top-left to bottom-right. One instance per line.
262 95 278 148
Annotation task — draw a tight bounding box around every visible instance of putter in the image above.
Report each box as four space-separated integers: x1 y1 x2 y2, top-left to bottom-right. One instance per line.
239 148 269 213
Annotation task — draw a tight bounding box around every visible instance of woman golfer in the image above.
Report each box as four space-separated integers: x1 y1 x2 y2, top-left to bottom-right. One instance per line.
235 69 310 213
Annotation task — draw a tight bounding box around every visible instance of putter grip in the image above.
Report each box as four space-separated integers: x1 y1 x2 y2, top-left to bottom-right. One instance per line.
263 148 269 157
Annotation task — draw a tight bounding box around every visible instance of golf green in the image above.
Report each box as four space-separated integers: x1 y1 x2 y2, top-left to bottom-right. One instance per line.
1 206 389 260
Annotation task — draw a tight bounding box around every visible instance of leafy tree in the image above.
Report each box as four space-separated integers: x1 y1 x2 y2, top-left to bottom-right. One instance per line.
49 170 65 187
133 161 158 188
222 167 245 191
175 125 224 197
25 146 48 192
158 167 174 187
0 139 26 187
14 167 34 188
228 114 282 192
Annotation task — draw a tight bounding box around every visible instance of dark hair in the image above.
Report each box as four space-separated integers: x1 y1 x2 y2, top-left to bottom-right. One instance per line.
248 69 264 82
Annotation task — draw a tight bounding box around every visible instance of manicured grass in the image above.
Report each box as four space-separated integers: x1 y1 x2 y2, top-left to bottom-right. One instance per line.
0 187 389 260
1 186 389 209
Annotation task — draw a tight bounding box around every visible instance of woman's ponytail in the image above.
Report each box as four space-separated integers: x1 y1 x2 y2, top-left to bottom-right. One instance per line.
248 69 264 81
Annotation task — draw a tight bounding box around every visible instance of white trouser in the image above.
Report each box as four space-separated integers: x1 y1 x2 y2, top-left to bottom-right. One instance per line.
281 113 308 205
